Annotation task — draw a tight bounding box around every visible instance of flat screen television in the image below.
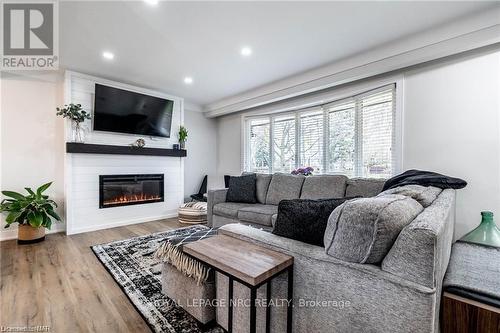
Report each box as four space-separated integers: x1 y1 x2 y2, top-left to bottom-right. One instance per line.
93 84 174 138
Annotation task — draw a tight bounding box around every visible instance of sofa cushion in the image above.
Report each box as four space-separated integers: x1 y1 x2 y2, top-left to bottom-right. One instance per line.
265 173 305 205
271 214 278 227
379 185 442 208
300 175 348 199
213 202 253 219
243 172 272 204
273 198 352 246
226 174 257 203
238 204 278 226
345 178 385 198
324 194 423 264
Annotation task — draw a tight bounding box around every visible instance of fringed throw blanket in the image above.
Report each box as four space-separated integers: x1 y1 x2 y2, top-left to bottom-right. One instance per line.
155 225 218 285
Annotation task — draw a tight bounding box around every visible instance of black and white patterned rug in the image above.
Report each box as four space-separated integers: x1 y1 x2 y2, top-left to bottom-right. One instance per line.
91 225 223 333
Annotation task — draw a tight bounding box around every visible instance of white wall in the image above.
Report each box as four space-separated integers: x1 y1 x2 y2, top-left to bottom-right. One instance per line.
403 50 500 239
67 154 184 234
0 72 66 240
216 49 500 239
183 109 218 200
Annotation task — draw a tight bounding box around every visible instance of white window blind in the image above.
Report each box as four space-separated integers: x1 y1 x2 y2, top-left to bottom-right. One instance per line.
272 115 296 173
327 101 356 176
244 84 398 178
359 88 395 178
248 118 270 173
299 109 324 173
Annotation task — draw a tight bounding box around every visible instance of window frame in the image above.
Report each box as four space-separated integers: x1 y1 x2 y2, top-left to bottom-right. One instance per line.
242 79 403 177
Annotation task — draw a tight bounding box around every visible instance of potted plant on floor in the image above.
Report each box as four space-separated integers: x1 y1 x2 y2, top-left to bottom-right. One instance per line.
0 182 61 244
178 126 188 149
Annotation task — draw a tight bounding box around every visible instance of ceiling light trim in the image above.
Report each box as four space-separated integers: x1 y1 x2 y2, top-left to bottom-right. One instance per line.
241 46 252 57
102 51 114 60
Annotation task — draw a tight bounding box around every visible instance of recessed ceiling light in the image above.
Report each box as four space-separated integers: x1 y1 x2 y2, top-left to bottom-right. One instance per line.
241 46 252 57
102 51 114 60
184 77 193 85
144 0 159 5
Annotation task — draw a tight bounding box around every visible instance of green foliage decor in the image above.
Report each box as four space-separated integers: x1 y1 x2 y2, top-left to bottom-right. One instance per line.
179 126 188 142
56 103 91 123
0 182 61 230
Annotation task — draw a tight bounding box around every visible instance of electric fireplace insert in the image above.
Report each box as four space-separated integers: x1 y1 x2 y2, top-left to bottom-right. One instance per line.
99 174 164 208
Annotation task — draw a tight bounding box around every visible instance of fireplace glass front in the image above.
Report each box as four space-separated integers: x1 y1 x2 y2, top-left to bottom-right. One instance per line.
99 174 164 208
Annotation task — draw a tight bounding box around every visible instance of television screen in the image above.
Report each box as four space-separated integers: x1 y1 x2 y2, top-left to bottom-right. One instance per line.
93 84 174 138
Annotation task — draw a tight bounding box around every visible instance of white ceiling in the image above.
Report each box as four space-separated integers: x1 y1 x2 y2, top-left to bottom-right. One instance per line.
59 1 496 108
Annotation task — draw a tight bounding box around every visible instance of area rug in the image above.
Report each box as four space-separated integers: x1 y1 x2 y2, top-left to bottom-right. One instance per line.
91 225 223 333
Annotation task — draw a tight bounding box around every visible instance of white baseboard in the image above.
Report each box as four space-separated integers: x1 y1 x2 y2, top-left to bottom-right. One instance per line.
0 212 179 240
66 211 178 235
0 223 66 242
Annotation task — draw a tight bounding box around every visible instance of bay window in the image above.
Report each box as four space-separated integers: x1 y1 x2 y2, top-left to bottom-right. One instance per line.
244 84 398 178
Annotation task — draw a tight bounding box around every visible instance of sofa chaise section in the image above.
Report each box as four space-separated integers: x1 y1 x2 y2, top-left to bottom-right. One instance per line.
214 189 455 333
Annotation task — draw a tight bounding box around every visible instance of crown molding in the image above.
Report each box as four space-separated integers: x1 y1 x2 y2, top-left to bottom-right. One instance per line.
204 8 500 118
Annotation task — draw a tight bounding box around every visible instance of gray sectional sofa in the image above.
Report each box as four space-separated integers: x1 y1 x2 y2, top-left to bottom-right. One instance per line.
208 173 385 229
206 173 456 332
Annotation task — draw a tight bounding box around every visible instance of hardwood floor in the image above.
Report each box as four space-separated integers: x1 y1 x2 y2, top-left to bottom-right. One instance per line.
0 218 183 333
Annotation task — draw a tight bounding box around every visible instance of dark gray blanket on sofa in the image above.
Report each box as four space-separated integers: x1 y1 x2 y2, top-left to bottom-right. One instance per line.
383 169 467 191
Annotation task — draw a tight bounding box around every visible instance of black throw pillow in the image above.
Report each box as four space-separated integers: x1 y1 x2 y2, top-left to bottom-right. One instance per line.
226 174 257 203
272 198 354 247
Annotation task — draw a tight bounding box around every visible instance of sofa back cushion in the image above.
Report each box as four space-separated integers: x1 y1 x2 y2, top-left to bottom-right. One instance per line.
299 175 348 200
345 178 385 198
324 194 423 264
378 185 442 208
265 173 305 205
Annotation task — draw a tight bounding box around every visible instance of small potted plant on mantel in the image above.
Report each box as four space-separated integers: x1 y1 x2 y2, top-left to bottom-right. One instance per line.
0 182 61 244
178 126 188 149
56 103 91 143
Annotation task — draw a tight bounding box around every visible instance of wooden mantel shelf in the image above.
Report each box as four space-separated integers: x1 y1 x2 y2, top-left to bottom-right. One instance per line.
66 143 187 157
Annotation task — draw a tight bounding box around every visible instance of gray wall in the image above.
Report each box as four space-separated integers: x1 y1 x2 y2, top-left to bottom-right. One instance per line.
216 113 242 177
184 109 218 201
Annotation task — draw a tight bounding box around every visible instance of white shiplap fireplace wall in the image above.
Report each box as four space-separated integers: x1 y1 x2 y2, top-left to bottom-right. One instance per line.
64 71 184 235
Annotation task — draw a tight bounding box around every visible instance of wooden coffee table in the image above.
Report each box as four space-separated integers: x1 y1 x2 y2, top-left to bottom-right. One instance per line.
183 233 294 333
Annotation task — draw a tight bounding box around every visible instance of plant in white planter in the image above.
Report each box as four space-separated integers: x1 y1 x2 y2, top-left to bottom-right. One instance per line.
178 126 188 149
0 182 61 244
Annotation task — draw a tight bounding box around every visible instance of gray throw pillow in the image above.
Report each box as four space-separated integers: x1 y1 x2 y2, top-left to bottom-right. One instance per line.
226 174 257 204
378 185 442 208
324 194 423 264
